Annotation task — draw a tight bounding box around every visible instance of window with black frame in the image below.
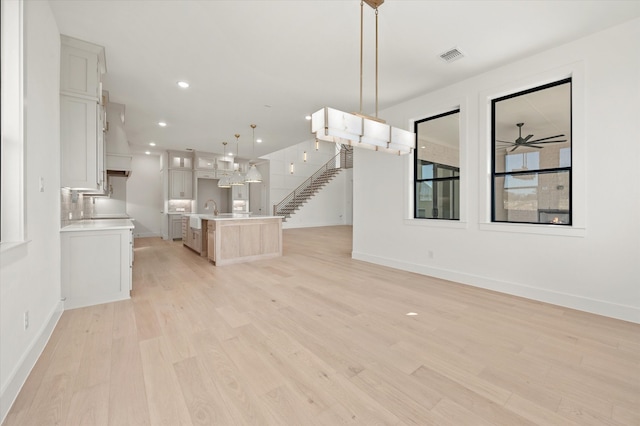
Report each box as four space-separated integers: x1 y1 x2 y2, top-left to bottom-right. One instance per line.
414 110 460 220
492 78 571 225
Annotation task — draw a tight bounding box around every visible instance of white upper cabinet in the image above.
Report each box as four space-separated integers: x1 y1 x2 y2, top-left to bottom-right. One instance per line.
60 35 106 101
168 151 193 170
170 170 193 199
60 95 99 189
195 151 217 171
60 35 107 190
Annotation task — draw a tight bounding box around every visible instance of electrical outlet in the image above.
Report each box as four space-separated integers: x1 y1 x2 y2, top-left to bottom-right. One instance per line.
24 311 29 330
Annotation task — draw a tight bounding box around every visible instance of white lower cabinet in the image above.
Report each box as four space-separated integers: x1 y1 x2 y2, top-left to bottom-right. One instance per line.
169 215 183 240
61 228 133 309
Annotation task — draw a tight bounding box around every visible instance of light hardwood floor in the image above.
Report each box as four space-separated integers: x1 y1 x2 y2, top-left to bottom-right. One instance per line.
4 226 639 425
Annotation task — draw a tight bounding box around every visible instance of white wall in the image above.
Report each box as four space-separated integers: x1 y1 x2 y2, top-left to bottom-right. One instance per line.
352 18 640 323
265 138 353 227
127 154 163 237
0 1 63 420
284 168 353 229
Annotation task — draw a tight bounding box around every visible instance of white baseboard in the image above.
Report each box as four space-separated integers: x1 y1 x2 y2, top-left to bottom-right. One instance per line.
282 220 347 230
352 251 640 324
133 232 161 238
0 301 63 423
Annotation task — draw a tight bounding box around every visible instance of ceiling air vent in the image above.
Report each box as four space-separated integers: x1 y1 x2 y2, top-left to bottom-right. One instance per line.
439 47 464 63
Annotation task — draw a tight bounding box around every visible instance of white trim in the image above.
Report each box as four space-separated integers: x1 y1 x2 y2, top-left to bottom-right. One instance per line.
479 222 586 237
403 219 468 230
0 240 31 253
352 251 639 324
406 96 469 223
0 0 26 244
0 301 63 423
478 61 586 230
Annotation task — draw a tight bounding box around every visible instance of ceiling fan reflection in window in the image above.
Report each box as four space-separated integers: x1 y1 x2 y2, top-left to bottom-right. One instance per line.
496 122 566 152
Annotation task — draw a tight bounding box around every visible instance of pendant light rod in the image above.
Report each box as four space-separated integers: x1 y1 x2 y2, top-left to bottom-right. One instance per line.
360 0 383 118
359 1 364 114
375 6 379 118
250 124 256 160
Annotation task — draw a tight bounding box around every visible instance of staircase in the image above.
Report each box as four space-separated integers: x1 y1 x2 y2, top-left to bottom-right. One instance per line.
273 146 353 221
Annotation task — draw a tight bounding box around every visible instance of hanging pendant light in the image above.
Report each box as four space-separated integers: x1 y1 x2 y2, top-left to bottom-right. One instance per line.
229 134 245 186
310 0 415 155
245 124 263 183
218 142 231 188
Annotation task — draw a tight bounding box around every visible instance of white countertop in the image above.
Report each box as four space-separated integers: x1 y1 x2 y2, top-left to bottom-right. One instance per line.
185 213 283 222
90 214 133 219
61 219 135 232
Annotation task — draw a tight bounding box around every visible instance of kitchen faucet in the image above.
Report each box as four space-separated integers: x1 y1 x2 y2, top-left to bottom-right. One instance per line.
204 199 219 216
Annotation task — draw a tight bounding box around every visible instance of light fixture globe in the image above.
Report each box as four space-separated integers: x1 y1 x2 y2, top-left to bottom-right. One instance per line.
229 169 245 186
245 164 262 183
218 174 231 188
245 124 263 183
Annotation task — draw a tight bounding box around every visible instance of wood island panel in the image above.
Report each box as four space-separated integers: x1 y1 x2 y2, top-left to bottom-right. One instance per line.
205 217 282 266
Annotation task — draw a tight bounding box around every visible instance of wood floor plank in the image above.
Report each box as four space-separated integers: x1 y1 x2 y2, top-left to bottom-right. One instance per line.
139 337 193 425
108 333 151 426
5 226 640 426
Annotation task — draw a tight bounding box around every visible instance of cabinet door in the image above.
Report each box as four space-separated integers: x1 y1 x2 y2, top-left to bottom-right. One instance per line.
96 102 106 192
194 230 202 254
61 95 99 189
170 217 183 240
60 44 99 99
61 229 131 309
170 170 193 199
169 151 193 169
196 154 216 170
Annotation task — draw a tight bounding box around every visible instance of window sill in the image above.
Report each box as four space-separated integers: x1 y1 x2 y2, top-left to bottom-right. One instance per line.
0 239 31 253
479 222 586 237
403 219 468 229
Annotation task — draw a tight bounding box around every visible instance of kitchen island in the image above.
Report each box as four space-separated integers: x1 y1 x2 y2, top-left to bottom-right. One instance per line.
184 214 283 266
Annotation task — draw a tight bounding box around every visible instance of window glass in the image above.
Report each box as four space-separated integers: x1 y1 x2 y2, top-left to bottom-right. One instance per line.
414 110 460 220
492 79 571 225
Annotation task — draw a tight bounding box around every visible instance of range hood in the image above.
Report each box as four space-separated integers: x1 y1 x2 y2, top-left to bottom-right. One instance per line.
106 101 132 177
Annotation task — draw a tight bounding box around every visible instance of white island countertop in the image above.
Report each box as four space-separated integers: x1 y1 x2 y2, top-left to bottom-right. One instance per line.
197 214 284 221
182 213 283 223
61 219 135 232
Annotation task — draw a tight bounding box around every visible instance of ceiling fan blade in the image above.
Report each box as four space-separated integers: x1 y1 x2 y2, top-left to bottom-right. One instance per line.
527 139 567 145
526 145 544 149
527 134 565 143
523 134 534 142
495 139 515 144
509 146 520 152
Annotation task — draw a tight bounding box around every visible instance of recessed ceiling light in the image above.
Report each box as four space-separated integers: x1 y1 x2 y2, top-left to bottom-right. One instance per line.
149 142 156 146
305 115 312 120
145 151 151 155
177 81 190 88
256 139 263 143
421 145 426 149
158 121 167 127
406 312 418 316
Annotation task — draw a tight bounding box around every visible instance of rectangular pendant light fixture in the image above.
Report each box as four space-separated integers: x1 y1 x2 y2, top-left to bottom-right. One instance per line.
309 0 415 156
311 107 415 155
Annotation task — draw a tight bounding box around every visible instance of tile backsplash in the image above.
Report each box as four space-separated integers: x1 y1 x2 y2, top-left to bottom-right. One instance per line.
61 188 95 227
168 199 192 213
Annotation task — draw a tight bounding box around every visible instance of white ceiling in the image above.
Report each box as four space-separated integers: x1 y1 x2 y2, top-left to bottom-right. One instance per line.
48 0 640 160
